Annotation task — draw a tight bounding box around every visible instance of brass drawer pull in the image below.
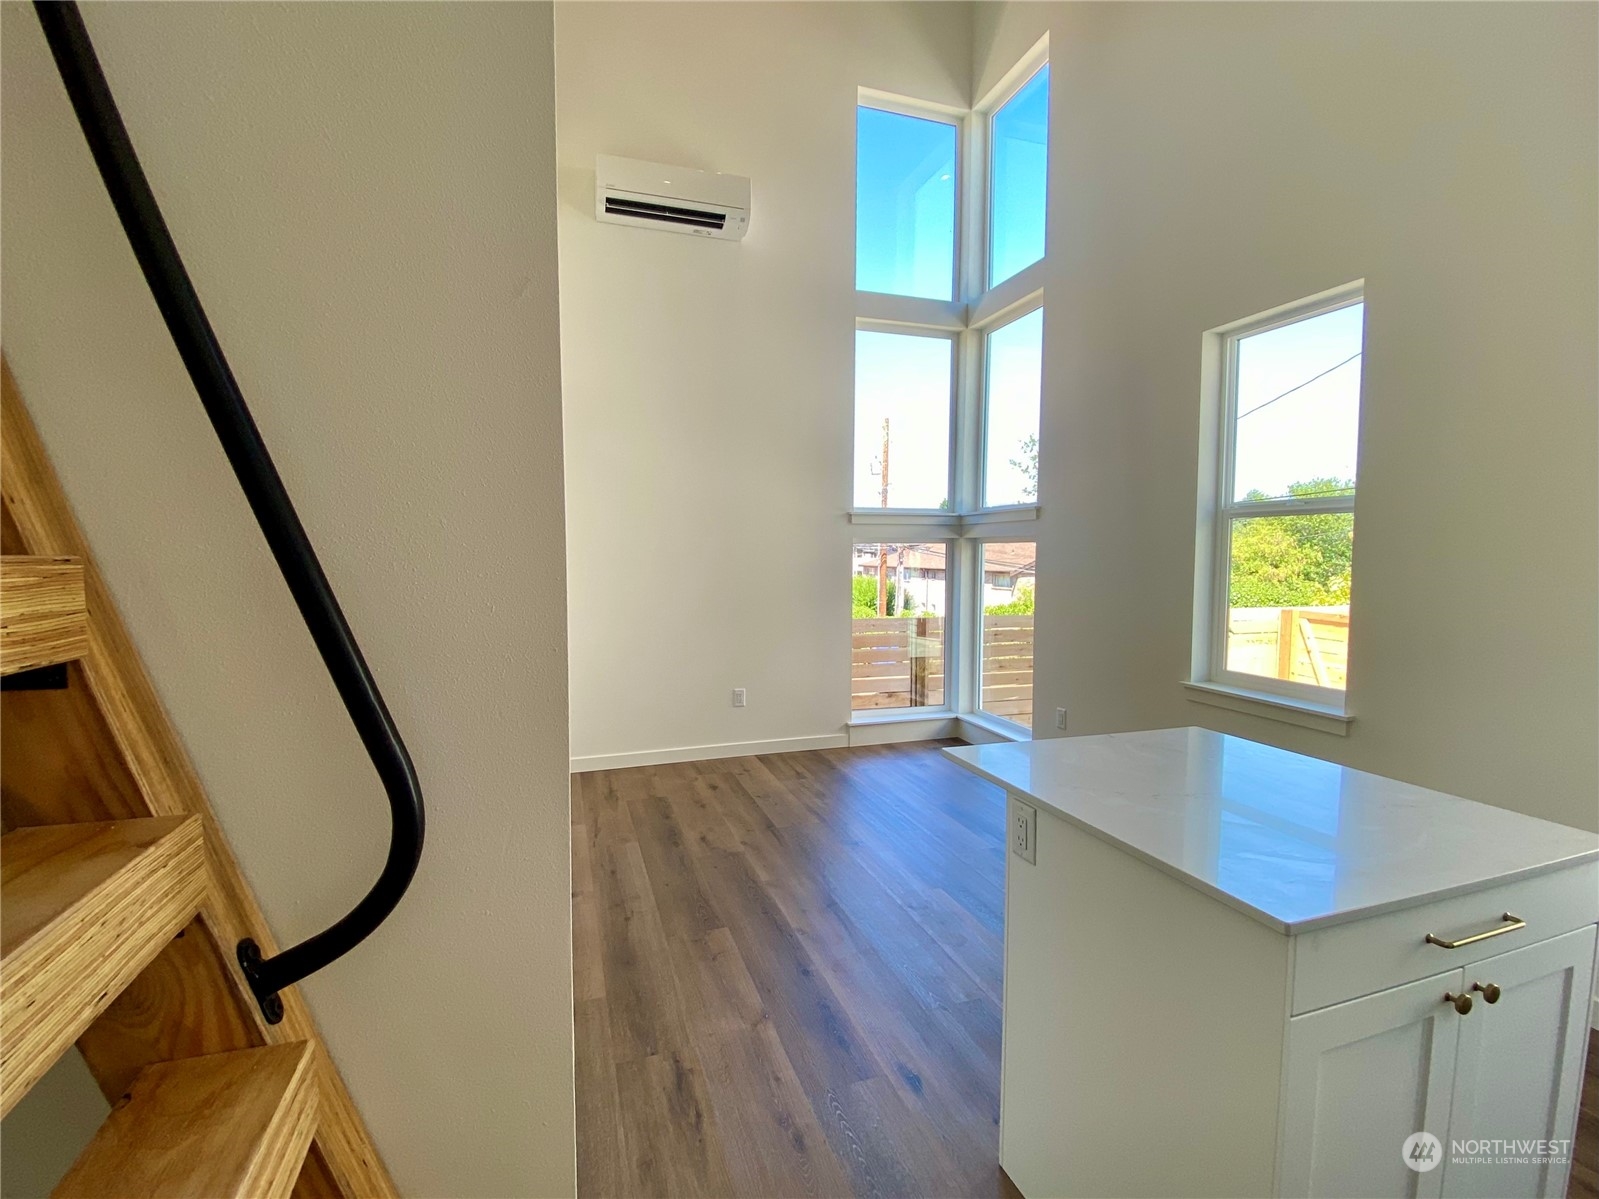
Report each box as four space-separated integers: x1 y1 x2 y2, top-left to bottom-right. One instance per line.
1424 913 1526 950
1443 991 1473 1015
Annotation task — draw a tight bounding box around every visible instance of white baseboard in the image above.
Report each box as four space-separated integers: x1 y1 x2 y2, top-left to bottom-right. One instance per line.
570 732 848 773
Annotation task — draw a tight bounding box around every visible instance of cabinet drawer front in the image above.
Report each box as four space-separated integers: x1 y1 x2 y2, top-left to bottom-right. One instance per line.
1292 862 1598 1014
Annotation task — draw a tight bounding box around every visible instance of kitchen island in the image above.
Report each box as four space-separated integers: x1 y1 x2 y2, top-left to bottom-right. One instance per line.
944 727 1599 1199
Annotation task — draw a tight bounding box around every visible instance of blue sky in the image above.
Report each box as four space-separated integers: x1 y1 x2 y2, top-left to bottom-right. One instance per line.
855 107 956 301
1233 303 1364 502
990 65 1048 287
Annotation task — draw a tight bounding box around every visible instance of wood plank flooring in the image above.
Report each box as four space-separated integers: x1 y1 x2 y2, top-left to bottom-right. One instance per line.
572 741 1018 1199
1574 1030 1599 1199
573 740 1599 1199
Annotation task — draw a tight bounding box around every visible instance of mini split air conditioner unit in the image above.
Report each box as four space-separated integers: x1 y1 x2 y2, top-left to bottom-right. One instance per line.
595 154 749 241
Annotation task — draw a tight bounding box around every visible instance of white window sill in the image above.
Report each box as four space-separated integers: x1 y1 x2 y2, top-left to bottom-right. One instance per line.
958 506 1039 526
1181 680 1353 737
957 712 1032 744
848 507 1039 530
847 708 954 727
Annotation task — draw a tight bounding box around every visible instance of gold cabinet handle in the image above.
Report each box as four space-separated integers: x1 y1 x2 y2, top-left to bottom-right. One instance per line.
1443 991 1473 1015
1424 913 1526 950
1471 981 1502 1004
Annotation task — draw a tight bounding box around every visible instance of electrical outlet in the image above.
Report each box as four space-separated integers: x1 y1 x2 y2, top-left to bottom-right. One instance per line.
1055 708 1067 731
732 688 747 708
1011 798 1037 865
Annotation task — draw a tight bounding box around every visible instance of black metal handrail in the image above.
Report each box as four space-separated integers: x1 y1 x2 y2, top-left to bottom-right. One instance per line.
35 0 425 1026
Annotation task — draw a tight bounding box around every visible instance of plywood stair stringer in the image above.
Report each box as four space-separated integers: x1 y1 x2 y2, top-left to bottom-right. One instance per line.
0 361 396 1198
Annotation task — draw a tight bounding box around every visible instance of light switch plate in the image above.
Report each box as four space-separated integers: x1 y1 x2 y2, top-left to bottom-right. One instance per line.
1010 797 1037 865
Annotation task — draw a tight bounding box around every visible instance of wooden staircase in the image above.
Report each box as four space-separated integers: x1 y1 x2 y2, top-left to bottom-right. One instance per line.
0 364 396 1197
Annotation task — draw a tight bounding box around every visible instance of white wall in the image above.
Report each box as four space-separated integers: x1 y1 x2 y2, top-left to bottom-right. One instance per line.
1 4 575 1195
556 1 972 768
972 2 1598 831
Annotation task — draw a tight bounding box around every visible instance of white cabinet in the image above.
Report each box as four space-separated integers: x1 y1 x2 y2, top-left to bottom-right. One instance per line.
944 730 1599 1199
1444 925 1596 1199
1280 925 1596 1199
984 806 1597 1199
1280 969 1462 1199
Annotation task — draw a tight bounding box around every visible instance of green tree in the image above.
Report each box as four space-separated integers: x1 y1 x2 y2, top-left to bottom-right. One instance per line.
984 582 1035 616
852 574 915 618
1228 478 1353 608
1010 435 1039 501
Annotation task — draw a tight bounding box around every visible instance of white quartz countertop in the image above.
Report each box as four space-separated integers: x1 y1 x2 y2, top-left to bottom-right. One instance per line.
943 728 1598 934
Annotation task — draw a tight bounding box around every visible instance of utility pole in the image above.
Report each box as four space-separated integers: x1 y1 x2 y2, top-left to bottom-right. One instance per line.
878 418 890 617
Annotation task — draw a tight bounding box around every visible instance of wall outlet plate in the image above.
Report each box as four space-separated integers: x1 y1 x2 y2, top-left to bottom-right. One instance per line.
1010 796 1037 865
732 688 747 707
1055 708 1067 730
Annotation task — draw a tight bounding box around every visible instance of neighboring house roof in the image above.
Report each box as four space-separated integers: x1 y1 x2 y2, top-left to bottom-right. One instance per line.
852 542 1035 577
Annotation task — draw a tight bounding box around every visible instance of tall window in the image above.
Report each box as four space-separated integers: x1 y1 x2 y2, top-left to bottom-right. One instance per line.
1196 287 1363 707
852 45 1048 731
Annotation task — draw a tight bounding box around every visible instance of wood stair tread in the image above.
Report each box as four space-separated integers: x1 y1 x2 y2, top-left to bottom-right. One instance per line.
53 1042 319 1199
0 816 206 1117
0 554 87 675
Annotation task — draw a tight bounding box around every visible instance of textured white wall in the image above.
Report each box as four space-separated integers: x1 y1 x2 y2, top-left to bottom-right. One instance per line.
556 1 972 766
1 3 575 1194
972 2 1598 831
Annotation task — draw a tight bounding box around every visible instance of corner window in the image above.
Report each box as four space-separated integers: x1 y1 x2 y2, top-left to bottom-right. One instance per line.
850 543 948 711
851 48 1047 732
980 542 1037 728
853 330 953 512
1197 289 1363 706
988 65 1049 288
982 307 1043 508
855 107 957 301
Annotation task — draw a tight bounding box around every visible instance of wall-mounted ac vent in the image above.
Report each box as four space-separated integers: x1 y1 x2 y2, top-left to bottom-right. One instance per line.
595 154 749 241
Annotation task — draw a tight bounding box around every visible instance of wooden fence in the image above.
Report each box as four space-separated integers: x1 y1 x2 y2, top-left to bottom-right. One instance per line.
1226 606 1349 689
980 616 1034 727
851 617 945 710
851 614 1034 728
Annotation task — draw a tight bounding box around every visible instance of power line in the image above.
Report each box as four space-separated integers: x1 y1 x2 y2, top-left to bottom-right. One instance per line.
1237 352 1361 420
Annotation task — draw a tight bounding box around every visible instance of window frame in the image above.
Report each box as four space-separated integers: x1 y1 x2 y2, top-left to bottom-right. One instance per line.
852 322 960 516
855 93 965 309
849 539 957 717
976 299 1045 513
970 537 1039 734
1193 282 1365 713
985 59 1050 291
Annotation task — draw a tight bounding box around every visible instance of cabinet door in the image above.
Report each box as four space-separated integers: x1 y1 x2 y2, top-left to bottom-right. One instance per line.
1279 968 1465 1198
1442 924 1597 1199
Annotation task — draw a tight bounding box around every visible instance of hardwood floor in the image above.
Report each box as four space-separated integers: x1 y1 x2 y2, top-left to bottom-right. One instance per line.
1575 1030 1599 1199
572 740 1599 1199
572 741 1018 1199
